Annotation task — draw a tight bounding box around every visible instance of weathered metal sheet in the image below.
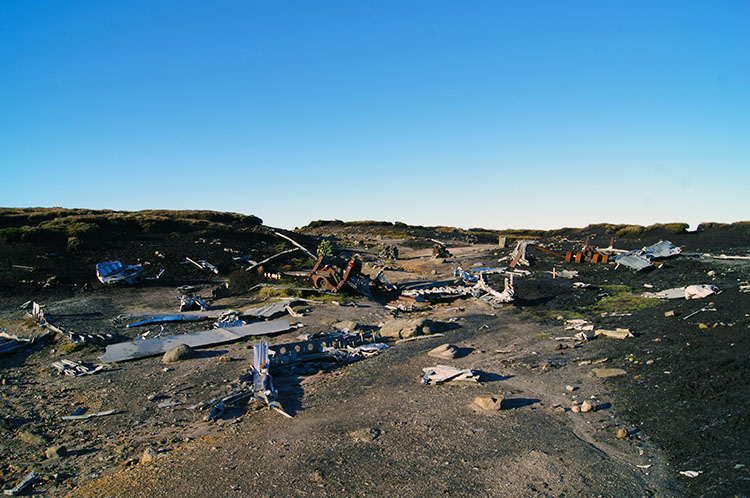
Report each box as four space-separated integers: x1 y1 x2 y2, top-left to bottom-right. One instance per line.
125 310 226 327
243 301 290 319
100 319 291 363
96 261 145 284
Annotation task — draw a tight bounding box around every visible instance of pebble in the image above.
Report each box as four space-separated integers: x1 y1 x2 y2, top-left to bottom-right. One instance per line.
565 385 576 392
664 310 675 317
349 428 381 442
571 405 580 413
646 359 655 365
141 448 158 464
616 428 629 439
698 323 709 329
45 445 67 459
580 401 593 413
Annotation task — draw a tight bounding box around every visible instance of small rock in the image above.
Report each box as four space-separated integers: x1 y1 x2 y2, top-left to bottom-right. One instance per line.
664 310 675 317
565 385 576 392
162 344 196 363
470 395 505 412
312 469 325 482
645 359 654 365
379 318 441 339
337 320 361 331
571 405 580 413
218 355 233 363
592 367 627 378
45 445 67 459
616 428 629 439
578 360 592 366
141 447 158 464
428 344 458 359
698 323 709 329
349 428 381 442
581 401 593 413
16 430 45 446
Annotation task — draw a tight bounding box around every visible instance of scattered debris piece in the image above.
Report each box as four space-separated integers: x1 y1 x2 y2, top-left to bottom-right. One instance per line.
548 268 579 279
125 310 226 328
0 329 54 356
273 230 317 260
421 365 479 384
245 248 300 272
616 428 629 439
685 284 720 300
244 300 298 320
208 341 292 420
564 319 594 332
52 359 105 376
594 328 634 340
185 257 219 274
180 295 209 312
679 470 703 478
614 240 681 271
683 305 718 321
62 409 116 420
3 471 38 496
643 284 719 300
702 253 750 260
395 333 446 344
96 261 145 284
100 319 291 363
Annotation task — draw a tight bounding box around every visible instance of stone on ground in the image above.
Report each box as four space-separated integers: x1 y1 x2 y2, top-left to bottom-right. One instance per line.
163 343 196 363
428 343 458 359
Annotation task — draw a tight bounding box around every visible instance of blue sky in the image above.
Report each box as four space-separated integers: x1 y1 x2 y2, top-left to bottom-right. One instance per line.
1 1 748 230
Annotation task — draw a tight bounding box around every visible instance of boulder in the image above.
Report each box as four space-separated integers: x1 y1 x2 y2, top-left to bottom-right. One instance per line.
162 344 196 363
379 318 439 339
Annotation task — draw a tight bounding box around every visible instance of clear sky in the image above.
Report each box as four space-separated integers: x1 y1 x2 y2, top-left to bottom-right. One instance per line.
1 1 748 230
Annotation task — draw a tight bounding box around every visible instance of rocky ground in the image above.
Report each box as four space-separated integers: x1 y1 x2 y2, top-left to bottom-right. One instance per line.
0 216 748 497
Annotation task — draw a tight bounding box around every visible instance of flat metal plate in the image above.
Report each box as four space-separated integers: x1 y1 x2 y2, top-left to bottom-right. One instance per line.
100 319 290 363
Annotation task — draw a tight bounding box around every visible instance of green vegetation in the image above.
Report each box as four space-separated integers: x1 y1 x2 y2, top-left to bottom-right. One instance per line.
376 230 411 239
0 208 262 246
257 286 303 299
58 342 88 354
515 309 583 322
586 284 662 313
589 294 662 313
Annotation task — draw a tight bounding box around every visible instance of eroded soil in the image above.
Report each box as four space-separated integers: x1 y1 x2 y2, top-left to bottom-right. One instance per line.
1 226 748 497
